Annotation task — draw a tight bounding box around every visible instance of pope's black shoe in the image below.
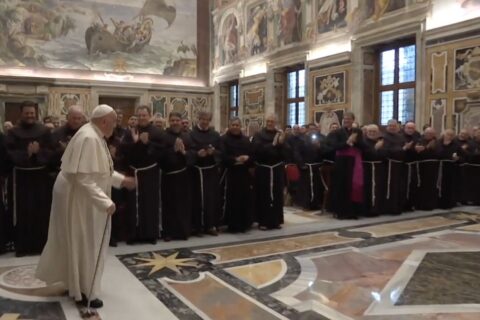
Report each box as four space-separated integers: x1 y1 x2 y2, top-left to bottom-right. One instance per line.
77 293 104 309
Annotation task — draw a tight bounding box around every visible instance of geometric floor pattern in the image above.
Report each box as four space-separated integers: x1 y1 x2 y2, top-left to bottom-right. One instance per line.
0 208 479 320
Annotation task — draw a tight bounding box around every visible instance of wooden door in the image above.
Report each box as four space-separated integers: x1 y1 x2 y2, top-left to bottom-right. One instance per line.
5 102 39 125
98 97 137 127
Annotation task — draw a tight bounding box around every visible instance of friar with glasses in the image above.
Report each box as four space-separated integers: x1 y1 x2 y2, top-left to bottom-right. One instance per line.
413 127 439 210
159 112 194 241
326 111 365 219
252 114 288 230
382 119 407 215
362 124 387 217
4 101 54 256
219 117 254 233
189 110 222 236
123 105 163 244
294 123 326 211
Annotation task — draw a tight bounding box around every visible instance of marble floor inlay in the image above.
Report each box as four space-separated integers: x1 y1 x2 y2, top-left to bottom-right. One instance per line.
195 232 360 264
349 215 467 237
225 259 287 289
0 209 479 319
396 251 480 305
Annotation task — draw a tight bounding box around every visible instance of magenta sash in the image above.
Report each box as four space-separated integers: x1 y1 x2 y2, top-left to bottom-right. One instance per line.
336 147 364 203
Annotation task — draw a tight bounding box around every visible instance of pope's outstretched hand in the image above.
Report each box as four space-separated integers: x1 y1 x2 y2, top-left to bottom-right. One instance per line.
121 176 136 190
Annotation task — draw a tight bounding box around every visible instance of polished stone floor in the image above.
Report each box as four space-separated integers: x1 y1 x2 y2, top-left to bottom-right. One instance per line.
1 206 479 320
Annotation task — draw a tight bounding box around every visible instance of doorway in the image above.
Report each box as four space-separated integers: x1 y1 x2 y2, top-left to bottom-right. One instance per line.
4 101 40 125
98 96 137 127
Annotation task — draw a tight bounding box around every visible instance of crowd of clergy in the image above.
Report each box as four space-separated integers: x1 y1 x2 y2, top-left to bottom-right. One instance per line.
1 101 479 257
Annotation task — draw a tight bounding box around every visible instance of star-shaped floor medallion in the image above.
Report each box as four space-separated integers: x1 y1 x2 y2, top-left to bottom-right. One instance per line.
135 252 198 275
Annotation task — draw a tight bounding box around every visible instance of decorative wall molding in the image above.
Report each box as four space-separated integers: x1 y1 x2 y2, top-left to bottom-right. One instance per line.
425 17 480 45
431 51 448 94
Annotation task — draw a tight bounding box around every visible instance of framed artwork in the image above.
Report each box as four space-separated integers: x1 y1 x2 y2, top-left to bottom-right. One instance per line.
314 109 344 135
170 97 189 119
454 46 480 91
243 87 265 115
314 71 346 106
151 96 167 118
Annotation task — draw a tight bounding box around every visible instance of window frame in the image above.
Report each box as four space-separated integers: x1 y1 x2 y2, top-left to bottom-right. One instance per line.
286 67 305 126
228 81 239 119
376 39 416 125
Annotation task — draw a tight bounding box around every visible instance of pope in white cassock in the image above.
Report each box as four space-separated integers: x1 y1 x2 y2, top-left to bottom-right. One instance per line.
36 104 135 309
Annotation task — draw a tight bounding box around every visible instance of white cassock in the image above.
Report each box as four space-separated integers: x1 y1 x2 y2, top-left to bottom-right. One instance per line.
36 122 124 301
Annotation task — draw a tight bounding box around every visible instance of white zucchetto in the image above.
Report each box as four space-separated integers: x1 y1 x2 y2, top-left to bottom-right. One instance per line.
91 104 114 119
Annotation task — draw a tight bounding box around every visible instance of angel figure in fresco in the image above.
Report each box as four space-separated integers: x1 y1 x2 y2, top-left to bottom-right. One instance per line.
279 0 301 45
317 0 339 27
372 0 391 21
223 15 238 64
246 6 267 55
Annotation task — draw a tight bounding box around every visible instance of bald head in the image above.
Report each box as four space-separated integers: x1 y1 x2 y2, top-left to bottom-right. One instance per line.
265 114 277 131
404 121 416 135
424 127 436 140
66 105 86 130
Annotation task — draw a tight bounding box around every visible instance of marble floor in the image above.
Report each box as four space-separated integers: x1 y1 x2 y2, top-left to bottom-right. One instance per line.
1 207 480 320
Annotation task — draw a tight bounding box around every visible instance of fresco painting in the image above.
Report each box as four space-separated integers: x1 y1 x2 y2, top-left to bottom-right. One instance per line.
0 0 197 77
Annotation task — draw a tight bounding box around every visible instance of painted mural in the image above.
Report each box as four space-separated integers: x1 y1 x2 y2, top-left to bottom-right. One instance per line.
316 0 347 34
0 0 197 77
246 2 268 56
273 0 302 47
220 13 239 65
213 0 429 68
455 46 480 90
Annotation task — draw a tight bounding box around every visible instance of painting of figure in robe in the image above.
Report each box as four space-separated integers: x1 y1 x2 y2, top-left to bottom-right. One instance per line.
365 0 406 21
0 0 198 77
314 109 344 135
246 2 268 56
316 0 347 34
220 14 239 65
275 0 302 47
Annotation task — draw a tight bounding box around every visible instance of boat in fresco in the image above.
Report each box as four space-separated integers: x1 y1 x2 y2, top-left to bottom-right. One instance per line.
85 16 153 55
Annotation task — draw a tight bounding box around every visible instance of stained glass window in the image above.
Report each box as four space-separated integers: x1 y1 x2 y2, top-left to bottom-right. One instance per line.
381 49 395 86
399 45 416 83
229 82 239 118
378 42 416 124
287 71 297 99
286 68 305 126
398 88 415 124
381 91 394 125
